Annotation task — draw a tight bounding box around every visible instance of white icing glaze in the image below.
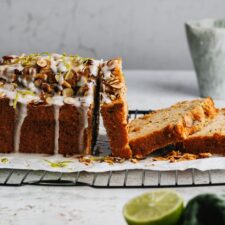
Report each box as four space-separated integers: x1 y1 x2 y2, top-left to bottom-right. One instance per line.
102 66 111 80
57 61 67 73
14 103 28 153
50 59 58 74
51 95 64 106
0 64 23 82
72 64 84 73
101 92 111 104
0 87 40 104
54 105 60 154
64 97 82 107
27 82 40 94
78 107 87 153
0 53 101 155
77 76 87 87
89 60 102 77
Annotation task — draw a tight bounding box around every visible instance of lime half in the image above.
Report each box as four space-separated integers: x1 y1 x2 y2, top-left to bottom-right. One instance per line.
123 190 184 225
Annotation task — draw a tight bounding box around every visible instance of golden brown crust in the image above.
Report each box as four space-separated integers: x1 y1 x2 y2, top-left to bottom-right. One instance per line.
100 58 132 158
129 97 217 158
101 100 132 158
20 104 55 154
0 96 95 155
181 134 225 155
181 108 225 155
59 104 93 155
0 97 14 152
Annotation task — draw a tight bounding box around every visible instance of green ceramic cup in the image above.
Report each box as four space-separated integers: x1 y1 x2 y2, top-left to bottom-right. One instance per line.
186 18 225 99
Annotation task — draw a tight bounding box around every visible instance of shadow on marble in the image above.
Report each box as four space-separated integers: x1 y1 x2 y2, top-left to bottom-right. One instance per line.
147 80 199 97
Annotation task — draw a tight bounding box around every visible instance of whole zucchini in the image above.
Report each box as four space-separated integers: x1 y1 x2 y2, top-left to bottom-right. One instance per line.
180 193 225 225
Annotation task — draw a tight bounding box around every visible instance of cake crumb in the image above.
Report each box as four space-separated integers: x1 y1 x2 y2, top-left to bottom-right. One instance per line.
152 150 212 163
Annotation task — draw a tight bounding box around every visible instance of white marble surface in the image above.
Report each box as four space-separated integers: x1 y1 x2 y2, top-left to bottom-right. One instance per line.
1 0 225 69
126 70 225 109
2 70 225 225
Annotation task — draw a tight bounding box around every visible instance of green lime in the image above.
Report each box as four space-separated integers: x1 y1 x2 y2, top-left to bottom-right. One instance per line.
123 190 184 225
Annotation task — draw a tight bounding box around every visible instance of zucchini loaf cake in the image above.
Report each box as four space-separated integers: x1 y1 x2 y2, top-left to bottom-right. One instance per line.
100 59 131 158
128 98 217 158
0 53 101 155
181 109 225 154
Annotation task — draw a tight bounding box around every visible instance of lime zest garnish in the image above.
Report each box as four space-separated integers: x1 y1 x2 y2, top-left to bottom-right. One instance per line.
40 52 50 56
13 92 19 109
13 90 35 109
44 159 72 168
0 157 8 164
17 53 40 67
40 52 51 60
17 90 35 96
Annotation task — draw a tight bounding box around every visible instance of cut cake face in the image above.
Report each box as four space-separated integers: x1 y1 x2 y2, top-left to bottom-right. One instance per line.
128 98 217 158
181 109 225 154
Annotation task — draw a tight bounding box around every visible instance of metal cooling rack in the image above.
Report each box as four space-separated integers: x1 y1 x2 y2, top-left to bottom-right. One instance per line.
1 110 225 188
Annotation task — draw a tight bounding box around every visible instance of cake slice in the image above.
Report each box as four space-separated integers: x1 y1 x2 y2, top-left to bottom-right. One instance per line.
0 53 100 155
181 109 225 154
100 58 132 158
128 98 217 158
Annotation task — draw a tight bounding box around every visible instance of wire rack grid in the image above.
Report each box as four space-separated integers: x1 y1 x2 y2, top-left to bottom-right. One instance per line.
0 110 225 188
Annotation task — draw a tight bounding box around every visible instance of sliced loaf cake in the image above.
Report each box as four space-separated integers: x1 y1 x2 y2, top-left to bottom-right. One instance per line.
128 98 217 158
181 109 225 154
100 58 132 158
0 53 101 155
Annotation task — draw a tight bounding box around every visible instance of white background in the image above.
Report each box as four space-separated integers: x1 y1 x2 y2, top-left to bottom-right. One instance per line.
0 0 225 69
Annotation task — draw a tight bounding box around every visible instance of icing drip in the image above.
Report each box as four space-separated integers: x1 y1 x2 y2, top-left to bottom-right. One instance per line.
78 107 88 154
14 103 28 153
89 60 102 77
54 105 60 154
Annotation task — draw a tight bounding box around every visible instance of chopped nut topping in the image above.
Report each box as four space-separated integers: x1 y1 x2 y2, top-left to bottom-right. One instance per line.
110 95 116 100
0 53 100 104
64 71 74 80
110 82 124 89
130 158 139 163
34 79 42 87
76 155 126 165
35 73 47 81
41 83 52 93
62 80 71 88
46 97 53 104
63 88 74 97
152 150 212 163
0 92 6 98
106 59 116 68
37 59 47 68
0 81 4 87
198 152 212 158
